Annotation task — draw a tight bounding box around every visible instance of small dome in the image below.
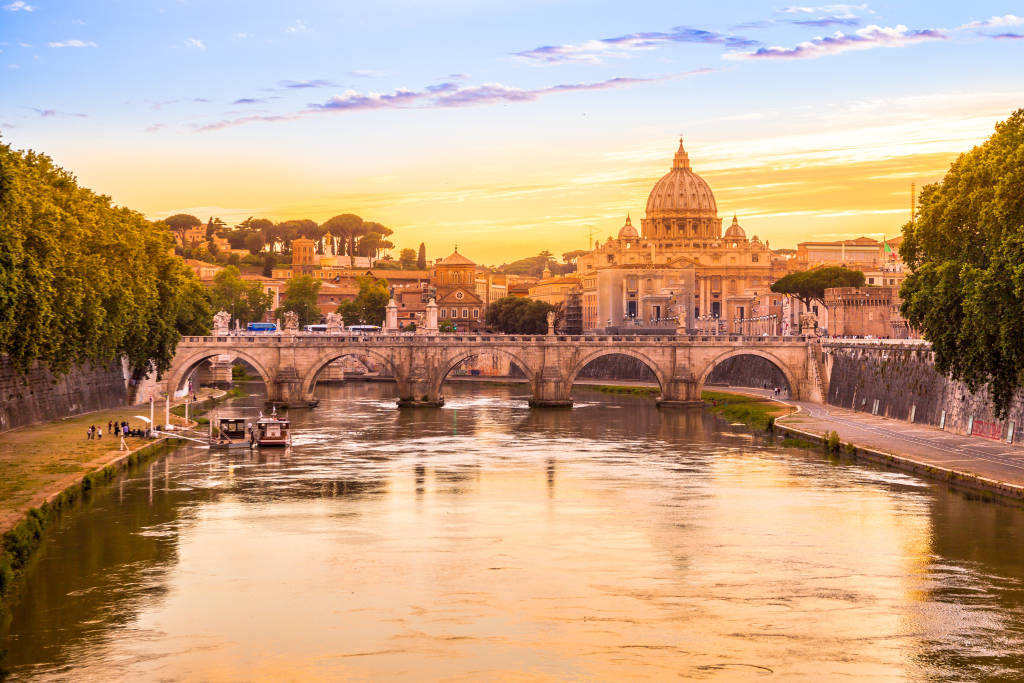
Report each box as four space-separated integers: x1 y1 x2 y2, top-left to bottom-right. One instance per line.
617 214 639 239
724 215 746 240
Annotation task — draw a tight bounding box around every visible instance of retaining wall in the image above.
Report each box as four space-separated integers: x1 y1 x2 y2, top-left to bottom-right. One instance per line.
0 356 127 432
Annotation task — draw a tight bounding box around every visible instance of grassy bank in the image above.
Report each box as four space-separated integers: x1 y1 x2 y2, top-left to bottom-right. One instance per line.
701 390 795 431
587 384 661 397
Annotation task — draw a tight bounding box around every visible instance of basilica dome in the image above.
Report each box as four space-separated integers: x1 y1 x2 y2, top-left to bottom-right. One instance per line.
645 139 718 218
641 139 722 241
617 215 639 239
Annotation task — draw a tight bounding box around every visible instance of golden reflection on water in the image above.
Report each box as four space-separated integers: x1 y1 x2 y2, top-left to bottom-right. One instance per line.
4 383 1024 681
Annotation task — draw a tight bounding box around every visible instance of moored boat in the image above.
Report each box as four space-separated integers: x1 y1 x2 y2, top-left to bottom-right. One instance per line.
253 410 291 447
209 414 253 449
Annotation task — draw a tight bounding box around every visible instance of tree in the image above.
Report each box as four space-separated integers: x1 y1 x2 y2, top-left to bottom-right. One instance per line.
770 267 865 309
484 296 557 334
0 143 208 382
164 213 201 246
336 275 389 326
438 319 456 333
417 242 427 270
210 265 273 325
244 232 263 255
399 248 417 269
277 275 322 326
900 109 1024 418
262 253 276 277
321 214 366 257
562 249 588 264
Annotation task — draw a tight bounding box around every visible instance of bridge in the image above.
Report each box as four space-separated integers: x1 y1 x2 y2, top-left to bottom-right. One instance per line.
165 333 826 408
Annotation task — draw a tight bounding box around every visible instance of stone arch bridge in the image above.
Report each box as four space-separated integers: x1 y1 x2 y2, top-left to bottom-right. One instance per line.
166 333 826 408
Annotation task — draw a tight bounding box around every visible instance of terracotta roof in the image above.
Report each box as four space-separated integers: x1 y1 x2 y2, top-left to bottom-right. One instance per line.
437 250 476 266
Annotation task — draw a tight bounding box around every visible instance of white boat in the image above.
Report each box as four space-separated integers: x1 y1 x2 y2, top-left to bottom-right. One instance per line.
253 409 291 447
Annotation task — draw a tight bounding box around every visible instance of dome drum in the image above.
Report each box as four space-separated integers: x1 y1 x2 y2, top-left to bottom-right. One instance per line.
642 139 721 241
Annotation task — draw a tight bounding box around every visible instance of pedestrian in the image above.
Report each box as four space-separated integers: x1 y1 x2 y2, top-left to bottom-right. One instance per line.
114 422 120 436
119 434 127 451
86 428 91 440
97 427 102 439
107 420 112 433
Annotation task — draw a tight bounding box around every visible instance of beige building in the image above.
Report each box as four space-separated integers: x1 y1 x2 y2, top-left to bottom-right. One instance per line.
576 140 787 332
528 266 582 306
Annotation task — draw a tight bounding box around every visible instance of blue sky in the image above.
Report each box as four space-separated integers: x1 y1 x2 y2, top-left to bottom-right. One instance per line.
2 1 1022 262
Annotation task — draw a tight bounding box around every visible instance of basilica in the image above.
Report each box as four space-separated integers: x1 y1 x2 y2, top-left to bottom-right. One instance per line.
575 139 789 332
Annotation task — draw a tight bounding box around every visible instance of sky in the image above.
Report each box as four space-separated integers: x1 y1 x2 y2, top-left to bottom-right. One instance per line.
2 1 1023 264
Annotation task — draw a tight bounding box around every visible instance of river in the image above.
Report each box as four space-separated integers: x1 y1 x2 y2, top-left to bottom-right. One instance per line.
3 381 1024 681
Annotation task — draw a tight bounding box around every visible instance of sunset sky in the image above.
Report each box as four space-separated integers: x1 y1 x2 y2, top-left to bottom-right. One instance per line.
2 1 1022 264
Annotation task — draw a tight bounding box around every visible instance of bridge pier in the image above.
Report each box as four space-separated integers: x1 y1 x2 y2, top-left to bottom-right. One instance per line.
657 368 702 408
395 373 444 408
528 368 572 408
268 367 318 407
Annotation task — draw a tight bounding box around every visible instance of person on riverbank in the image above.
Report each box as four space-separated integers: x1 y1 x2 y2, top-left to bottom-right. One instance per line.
97 427 102 439
119 433 127 451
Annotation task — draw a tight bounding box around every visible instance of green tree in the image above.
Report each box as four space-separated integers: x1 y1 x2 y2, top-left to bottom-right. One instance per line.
322 214 366 257
900 109 1024 417
399 248 417 269
0 143 208 382
277 275 322 326
336 275 389 326
210 265 273 325
261 253 276 277
484 296 556 334
562 249 588 264
243 232 263 255
417 242 427 270
164 213 201 246
438 319 457 333
770 266 865 309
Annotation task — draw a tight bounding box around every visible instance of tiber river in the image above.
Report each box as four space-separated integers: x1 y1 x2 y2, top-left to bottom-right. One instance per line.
3 382 1024 681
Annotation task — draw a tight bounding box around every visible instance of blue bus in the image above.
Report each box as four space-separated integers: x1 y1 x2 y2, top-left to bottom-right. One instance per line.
247 322 277 333
348 325 381 334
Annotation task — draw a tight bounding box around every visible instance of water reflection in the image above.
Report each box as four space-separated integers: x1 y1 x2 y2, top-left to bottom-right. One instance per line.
3 382 1024 680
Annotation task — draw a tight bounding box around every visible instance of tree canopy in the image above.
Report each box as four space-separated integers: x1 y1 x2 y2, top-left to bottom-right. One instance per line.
900 109 1024 417
485 296 557 334
277 275 322 326
336 275 389 326
417 242 427 270
770 267 866 308
209 266 273 326
398 248 417 269
497 252 575 278
0 142 209 380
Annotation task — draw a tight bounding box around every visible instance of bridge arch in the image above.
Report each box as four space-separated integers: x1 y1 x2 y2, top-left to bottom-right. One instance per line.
430 347 538 397
566 348 669 396
302 348 399 395
166 349 274 394
697 348 798 398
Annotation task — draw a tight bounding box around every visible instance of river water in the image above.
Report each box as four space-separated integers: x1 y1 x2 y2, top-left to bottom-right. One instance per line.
4 382 1024 681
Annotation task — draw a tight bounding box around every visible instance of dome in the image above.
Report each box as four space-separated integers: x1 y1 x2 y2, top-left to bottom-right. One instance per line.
724 215 746 240
617 214 639 239
644 139 718 218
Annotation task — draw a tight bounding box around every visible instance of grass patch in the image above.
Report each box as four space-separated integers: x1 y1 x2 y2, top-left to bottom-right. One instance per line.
591 385 661 397
702 390 794 432
781 437 817 449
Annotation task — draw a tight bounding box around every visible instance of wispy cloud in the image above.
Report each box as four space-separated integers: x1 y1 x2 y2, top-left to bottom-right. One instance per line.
31 107 87 118
960 14 1024 29
232 32 250 40
514 26 758 65
992 32 1024 39
233 97 270 104
726 24 946 60
790 17 860 27
146 123 167 133
48 39 98 48
185 37 205 50
3 1 35 11
349 69 385 78
278 79 336 89
779 4 868 19
286 20 309 34
150 99 178 110
197 70 709 132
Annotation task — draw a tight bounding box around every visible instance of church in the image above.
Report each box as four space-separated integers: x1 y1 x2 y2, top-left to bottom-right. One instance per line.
576 139 789 332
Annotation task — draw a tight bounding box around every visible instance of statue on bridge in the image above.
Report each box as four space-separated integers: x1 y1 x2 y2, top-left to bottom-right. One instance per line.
212 310 231 336
546 311 556 336
283 311 299 334
799 312 818 335
326 312 343 335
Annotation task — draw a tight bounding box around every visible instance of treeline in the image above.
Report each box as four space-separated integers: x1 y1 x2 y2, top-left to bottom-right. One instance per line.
166 213 428 270
493 250 586 278
0 142 210 379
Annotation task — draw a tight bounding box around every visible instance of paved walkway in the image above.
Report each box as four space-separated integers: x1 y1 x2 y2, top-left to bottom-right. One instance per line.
728 386 1024 493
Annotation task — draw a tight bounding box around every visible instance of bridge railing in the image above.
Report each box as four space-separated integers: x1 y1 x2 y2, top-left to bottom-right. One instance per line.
181 333 818 344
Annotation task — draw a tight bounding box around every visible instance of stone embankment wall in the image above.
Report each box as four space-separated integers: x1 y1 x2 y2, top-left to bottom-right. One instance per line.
576 354 656 381
0 355 127 432
825 343 1024 442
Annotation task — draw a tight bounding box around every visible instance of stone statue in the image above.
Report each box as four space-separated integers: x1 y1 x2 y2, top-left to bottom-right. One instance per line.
326 312 342 334
799 312 817 334
213 310 231 335
283 311 299 333
546 311 556 335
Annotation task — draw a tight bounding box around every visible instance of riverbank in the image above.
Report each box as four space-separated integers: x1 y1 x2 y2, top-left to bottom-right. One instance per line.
719 386 1024 505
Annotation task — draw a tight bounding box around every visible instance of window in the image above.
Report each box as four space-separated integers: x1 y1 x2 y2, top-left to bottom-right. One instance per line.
868 277 875 284
751 255 759 263
472 308 479 318
462 308 469 318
